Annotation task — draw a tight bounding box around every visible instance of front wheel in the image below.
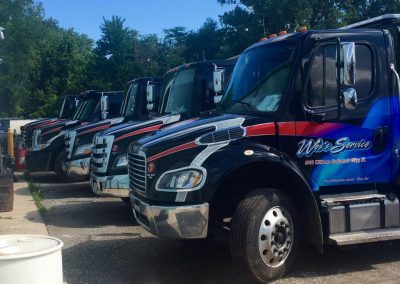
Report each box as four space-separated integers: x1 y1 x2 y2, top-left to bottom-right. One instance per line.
54 150 70 183
230 188 298 283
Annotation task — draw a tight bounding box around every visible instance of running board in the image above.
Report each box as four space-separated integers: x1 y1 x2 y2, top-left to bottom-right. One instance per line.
329 228 400 246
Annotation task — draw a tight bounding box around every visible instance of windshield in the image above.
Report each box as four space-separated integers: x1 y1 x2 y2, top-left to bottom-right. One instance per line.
72 100 85 120
160 68 195 115
220 41 297 115
122 83 139 118
75 98 100 121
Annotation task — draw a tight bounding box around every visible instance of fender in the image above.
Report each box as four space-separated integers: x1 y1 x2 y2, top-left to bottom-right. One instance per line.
202 142 324 252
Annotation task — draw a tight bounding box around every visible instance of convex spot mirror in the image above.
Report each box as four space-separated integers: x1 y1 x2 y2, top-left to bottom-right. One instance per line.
341 88 357 110
146 83 155 111
101 95 109 119
213 67 225 104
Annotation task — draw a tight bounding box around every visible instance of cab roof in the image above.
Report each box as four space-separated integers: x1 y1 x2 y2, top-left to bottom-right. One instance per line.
341 14 400 29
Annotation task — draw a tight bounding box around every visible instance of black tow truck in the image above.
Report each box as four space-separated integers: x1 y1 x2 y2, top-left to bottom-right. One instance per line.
63 77 163 182
128 15 400 282
26 90 124 181
90 59 236 200
21 95 79 150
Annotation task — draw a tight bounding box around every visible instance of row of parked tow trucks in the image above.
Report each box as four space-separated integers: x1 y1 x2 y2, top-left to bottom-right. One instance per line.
20 15 400 282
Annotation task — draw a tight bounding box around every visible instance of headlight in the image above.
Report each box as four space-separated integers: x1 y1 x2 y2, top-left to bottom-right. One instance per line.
74 143 93 156
113 154 128 168
156 168 205 191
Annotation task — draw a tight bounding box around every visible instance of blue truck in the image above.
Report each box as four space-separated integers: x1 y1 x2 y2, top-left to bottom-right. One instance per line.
127 14 400 282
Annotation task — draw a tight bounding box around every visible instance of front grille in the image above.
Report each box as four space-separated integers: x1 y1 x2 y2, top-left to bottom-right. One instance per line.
64 131 76 159
128 151 146 192
92 135 114 173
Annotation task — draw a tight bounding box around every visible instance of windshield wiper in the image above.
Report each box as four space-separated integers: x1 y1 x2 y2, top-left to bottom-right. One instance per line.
231 100 258 116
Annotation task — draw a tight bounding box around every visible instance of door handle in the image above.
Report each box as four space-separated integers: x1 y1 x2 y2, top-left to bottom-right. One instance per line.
373 126 388 153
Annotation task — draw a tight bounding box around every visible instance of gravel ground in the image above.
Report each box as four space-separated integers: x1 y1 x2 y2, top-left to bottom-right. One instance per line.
31 172 400 284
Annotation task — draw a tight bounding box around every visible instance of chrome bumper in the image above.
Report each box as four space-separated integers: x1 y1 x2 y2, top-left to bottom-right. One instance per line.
130 193 209 239
90 173 129 198
63 157 90 178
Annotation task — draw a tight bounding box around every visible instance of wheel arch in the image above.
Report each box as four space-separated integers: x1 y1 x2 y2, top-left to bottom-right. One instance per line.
209 155 323 253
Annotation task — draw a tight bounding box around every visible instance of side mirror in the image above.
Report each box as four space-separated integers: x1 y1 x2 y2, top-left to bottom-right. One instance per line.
341 88 357 110
213 66 225 104
213 68 225 93
340 42 356 86
101 95 109 119
146 84 155 111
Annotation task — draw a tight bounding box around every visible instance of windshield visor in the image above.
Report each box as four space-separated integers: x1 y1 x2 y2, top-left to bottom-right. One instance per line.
220 41 297 115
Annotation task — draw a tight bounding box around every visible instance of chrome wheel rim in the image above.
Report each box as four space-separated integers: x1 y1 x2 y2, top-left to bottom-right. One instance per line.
258 206 293 267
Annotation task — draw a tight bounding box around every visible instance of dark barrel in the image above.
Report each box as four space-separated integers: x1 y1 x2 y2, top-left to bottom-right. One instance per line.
0 173 14 212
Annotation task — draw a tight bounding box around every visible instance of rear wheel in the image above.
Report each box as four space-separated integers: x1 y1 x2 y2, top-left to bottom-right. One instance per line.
230 188 298 283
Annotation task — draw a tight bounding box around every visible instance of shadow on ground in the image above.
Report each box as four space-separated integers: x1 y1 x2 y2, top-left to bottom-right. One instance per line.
62 237 254 284
61 237 400 284
39 201 137 228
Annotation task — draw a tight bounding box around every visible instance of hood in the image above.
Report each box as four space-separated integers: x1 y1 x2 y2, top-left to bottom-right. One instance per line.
135 113 273 160
74 116 125 137
98 114 183 142
24 118 65 131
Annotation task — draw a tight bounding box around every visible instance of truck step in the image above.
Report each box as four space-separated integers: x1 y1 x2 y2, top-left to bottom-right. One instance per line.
321 193 385 206
329 228 400 246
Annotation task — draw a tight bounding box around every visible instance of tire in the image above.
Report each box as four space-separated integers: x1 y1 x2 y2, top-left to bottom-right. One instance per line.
55 150 88 183
121 197 131 205
230 188 298 283
54 150 70 183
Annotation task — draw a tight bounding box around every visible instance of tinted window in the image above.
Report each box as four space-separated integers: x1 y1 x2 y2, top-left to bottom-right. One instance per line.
108 94 123 117
307 44 373 108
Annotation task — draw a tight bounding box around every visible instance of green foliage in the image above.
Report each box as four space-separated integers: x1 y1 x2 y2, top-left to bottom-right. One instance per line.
1 0 400 118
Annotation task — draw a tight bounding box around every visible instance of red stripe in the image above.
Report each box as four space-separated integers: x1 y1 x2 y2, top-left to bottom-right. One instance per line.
114 124 162 142
245 123 276 137
78 124 110 136
33 120 59 129
147 141 197 162
277 122 296 135
42 127 63 136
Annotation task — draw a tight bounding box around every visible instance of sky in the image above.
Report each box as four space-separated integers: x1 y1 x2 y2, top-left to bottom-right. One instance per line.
35 0 234 40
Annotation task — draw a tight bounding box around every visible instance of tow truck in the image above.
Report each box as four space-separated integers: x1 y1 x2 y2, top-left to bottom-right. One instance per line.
21 95 79 150
26 90 124 181
90 59 236 201
128 14 400 283
63 77 163 182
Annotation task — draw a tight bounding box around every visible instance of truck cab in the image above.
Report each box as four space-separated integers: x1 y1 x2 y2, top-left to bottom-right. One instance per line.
63 77 163 182
90 59 236 200
128 18 400 282
21 95 79 151
26 90 124 181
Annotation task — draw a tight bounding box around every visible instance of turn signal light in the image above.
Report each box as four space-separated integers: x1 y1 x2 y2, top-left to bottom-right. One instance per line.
296 26 308 33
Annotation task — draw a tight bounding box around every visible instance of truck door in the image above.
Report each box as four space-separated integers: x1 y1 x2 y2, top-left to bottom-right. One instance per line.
295 33 393 191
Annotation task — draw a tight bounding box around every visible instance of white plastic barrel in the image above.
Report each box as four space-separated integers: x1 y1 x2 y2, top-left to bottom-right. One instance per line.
0 235 64 284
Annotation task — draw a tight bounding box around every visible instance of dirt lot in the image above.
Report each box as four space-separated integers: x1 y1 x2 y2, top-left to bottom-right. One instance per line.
30 172 400 284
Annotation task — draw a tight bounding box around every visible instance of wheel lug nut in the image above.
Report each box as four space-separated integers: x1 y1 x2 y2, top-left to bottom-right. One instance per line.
273 248 278 253
285 224 289 228
280 221 285 225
